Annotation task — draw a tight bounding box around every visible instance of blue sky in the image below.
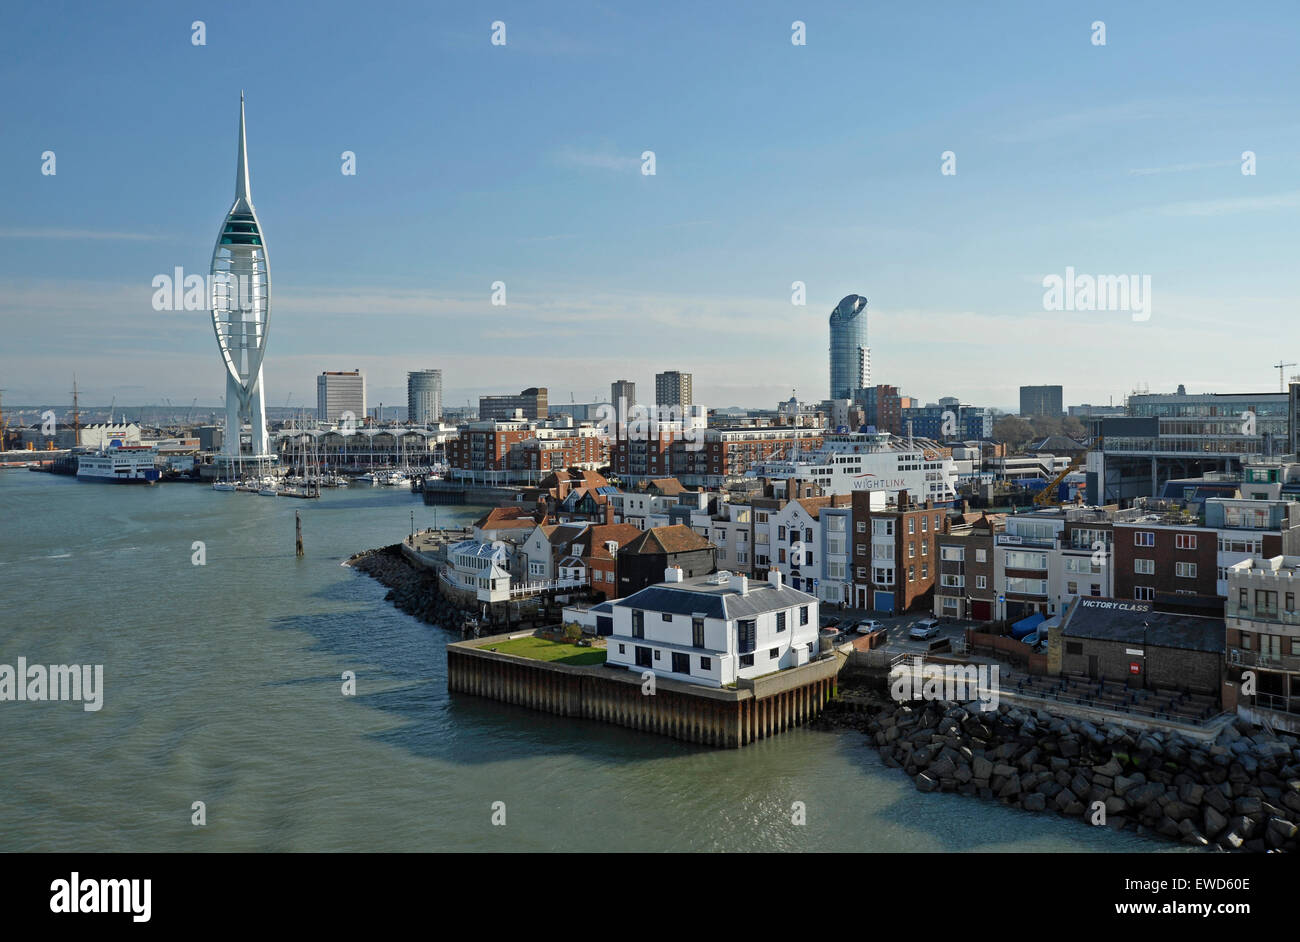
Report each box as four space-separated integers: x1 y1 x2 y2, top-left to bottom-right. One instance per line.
2 1 1298 415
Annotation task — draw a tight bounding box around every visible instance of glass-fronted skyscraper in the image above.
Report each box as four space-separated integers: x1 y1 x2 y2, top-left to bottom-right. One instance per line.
829 294 870 401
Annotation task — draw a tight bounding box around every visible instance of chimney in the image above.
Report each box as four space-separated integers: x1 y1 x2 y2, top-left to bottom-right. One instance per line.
605 503 614 526
768 568 783 590
739 575 749 596
664 565 684 583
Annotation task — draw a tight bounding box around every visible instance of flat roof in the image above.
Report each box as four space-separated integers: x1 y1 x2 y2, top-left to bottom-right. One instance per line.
1062 597 1224 654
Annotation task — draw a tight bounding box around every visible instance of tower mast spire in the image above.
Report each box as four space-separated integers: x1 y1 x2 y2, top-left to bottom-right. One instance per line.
235 90 251 201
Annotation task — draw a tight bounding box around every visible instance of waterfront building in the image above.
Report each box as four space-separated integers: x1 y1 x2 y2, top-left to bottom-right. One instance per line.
407 370 443 425
746 430 959 504
317 370 366 424
1225 556 1300 732
615 525 717 597
606 569 819 687
1019 385 1063 418
829 295 870 402
479 387 547 421
1054 596 1224 696
933 513 1005 621
758 494 854 602
210 94 273 462
850 491 949 613
654 371 693 409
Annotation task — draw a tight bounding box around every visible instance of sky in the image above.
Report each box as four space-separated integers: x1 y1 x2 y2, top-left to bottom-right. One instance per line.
2 1 1298 417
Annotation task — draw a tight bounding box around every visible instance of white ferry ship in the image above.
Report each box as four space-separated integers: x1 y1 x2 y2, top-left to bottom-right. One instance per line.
746 431 959 503
76 446 161 485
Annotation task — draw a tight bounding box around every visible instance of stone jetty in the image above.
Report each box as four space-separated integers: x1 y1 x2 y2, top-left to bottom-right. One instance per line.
816 690 1299 852
346 544 467 629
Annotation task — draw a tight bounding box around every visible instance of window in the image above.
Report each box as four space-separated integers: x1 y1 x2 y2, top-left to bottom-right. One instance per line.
1287 593 1295 612
856 521 866 532
632 611 644 638
921 542 928 556
1134 587 1154 601
778 549 786 563
618 644 625 654
662 612 673 622
921 563 928 579
1134 531 1154 547
1241 632 1252 649
1067 581 1077 594
976 575 987 589
738 619 757 653
1255 590 1278 616
653 650 661 660
908 519 915 534
976 549 987 563
778 526 786 539
799 606 809 625
908 565 916 582
1175 533 1197 550
908 542 916 558
769 647 779 659
1134 558 1154 575
635 646 651 667
671 652 690 674
692 617 704 648
805 528 812 542
700 656 712 671
1090 584 1101 596
856 566 866 579
921 516 928 532
1066 641 1083 655
776 611 787 632
856 543 866 555
1175 562 1197 578
740 654 754 667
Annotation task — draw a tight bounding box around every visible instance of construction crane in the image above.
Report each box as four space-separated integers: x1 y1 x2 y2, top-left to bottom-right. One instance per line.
186 398 197 424
1034 436 1103 506
1275 361 1296 393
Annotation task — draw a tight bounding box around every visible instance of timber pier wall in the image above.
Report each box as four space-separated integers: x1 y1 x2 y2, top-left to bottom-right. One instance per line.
447 635 847 748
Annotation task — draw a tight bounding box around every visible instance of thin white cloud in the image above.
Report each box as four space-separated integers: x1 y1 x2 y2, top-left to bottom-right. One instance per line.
1156 190 1300 216
553 146 640 172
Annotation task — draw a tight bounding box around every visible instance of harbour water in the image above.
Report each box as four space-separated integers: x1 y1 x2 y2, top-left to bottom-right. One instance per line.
0 471 1174 852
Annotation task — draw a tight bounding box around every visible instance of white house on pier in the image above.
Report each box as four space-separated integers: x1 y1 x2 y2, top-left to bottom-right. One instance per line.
607 568 819 687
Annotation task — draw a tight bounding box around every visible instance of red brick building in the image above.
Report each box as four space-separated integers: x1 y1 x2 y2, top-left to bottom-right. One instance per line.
850 490 951 613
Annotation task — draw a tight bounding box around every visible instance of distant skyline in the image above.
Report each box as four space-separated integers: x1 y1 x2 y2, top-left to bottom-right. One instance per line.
2 2 1299 413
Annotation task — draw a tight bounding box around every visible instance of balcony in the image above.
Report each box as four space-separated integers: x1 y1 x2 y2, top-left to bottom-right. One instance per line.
1228 648 1300 672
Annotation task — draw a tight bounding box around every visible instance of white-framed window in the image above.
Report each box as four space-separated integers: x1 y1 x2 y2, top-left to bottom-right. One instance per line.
1175 533 1197 550
976 575 987 589
1134 531 1154 547
1135 586 1154 601
1134 558 1154 575
1176 561 1197 578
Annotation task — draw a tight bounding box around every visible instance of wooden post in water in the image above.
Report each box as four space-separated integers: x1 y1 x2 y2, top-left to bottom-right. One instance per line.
295 511 304 558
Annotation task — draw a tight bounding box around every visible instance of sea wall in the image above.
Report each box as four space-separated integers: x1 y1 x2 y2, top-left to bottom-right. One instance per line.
816 691 1300 852
448 638 844 748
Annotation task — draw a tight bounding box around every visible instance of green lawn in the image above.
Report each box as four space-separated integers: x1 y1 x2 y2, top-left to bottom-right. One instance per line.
487 636 607 666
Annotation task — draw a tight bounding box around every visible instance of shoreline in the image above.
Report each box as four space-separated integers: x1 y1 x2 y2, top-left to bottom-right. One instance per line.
812 686 1299 853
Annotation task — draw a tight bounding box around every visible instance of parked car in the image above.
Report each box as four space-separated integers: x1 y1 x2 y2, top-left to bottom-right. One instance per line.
909 617 942 640
855 619 884 634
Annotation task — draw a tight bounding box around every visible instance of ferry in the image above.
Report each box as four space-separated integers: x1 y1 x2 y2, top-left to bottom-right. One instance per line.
76 446 161 485
746 430 959 504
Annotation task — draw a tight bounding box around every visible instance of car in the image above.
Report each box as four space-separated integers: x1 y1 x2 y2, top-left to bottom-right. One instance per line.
909 617 942 640
855 619 884 635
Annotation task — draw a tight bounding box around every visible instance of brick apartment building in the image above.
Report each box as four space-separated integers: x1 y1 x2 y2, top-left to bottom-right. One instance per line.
446 420 536 473
850 490 949 613
934 512 1004 620
1112 515 1220 615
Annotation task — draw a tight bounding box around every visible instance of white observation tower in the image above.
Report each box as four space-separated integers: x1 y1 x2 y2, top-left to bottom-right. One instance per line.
211 92 272 462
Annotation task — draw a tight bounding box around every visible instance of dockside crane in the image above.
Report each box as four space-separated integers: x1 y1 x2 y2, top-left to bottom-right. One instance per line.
1275 361 1296 393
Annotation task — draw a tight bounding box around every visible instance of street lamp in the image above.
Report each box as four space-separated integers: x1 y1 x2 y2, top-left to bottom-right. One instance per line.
410 509 415 546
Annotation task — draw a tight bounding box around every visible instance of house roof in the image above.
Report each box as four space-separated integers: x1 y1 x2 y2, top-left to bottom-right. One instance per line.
1029 435 1087 453
620 524 713 556
647 477 686 496
473 506 537 529
1061 597 1225 654
581 523 643 561
612 574 816 620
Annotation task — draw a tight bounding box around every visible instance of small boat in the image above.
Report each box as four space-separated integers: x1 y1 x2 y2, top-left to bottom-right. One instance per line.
212 481 237 492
